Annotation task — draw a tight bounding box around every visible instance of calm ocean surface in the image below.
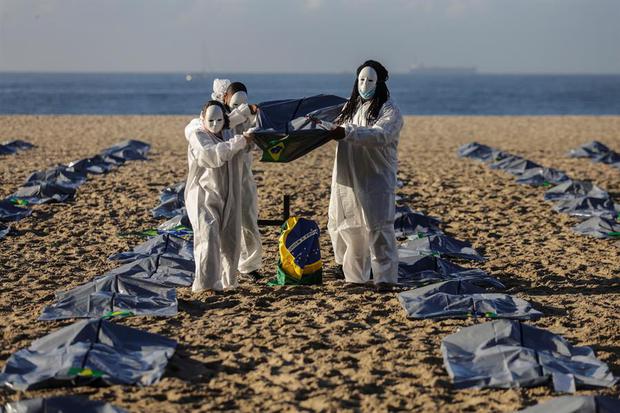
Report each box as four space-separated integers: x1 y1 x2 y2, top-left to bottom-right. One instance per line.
1 73 619 115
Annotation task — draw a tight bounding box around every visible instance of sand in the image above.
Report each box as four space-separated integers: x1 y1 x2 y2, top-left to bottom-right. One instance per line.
0 115 619 412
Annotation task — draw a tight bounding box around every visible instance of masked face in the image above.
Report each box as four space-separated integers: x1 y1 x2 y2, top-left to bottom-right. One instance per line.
202 105 225 134
227 91 248 109
357 66 378 100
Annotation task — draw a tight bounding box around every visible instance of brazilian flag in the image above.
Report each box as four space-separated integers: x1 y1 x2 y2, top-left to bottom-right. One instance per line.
270 217 322 285
252 94 346 163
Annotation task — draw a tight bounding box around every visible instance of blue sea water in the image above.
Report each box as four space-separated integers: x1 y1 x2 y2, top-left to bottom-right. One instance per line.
1 72 619 115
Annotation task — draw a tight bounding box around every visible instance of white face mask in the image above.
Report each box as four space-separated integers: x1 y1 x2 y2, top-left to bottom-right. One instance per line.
202 105 225 134
357 66 378 100
228 91 248 109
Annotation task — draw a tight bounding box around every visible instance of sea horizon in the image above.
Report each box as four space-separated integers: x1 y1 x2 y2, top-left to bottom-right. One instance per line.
1 72 620 116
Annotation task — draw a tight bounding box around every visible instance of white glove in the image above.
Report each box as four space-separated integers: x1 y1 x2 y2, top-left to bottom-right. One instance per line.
237 103 252 119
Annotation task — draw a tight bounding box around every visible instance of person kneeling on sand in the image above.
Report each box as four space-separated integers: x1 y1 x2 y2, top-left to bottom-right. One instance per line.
326 60 404 292
184 100 254 292
186 79 263 282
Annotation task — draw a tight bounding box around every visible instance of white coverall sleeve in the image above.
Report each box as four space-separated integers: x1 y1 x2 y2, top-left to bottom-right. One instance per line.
343 102 403 147
228 104 253 129
188 132 247 169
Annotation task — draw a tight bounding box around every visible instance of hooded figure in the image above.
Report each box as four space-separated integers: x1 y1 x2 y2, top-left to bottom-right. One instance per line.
184 100 251 291
186 79 263 277
328 60 404 288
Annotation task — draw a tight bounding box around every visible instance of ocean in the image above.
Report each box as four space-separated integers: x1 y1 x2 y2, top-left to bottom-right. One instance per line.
1 72 619 116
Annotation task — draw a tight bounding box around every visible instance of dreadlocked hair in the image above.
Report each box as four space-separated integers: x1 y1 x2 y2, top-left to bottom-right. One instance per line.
201 100 230 130
336 60 390 125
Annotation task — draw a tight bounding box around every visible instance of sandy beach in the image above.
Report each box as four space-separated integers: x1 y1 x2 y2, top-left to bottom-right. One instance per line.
1 115 619 412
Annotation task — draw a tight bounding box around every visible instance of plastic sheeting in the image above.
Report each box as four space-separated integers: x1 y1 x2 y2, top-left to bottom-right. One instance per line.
0 200 32 222
490 157 542 176
253 94 347 162
568 141 611 159
152 182 186 219
544 180 609 202
106 234 194 287
10 182 77 205
441 319 617 391
572 216 620 239
0 140 34 156
397 255 502 288
0 319 176 391
394 207 442 238
552 196 618 219
109 233 193 264
516 396 620 413
515 167 569 187
39 274 177 320
399 233 485 262
398 280 541 320
1 396 129 413
568 141 620 170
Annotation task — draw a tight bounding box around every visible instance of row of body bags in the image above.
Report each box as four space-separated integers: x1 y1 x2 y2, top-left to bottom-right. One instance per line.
395 203 541 321
0 140 151 240
0 233 193 391
458 142 620 239
395 203 617 394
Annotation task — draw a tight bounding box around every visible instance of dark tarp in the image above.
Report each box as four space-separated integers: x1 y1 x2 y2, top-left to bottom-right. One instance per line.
457 142 494 161
101 256 193 288
568 141 620 169
24 165 87 189
516 396 620 413
100 139 150 162
399 233 486 262
67 155 117 175
515 167 570 187
568 141 611 159
552 195 618 219
456 142 509 164
441 319 617 391
253 94 347 162
394 207 442 238
572 216 620 239
10 182 76 204
490 156 542 176
0 319 176 391
109 233 193 264
397 255 503 288
152 182 185 219
0 140 34 155
544 180 609 202
594 151 620 168
40 275 177 321
0 200 32 222
398 280 541 320
1 396 129 413
106 234 194 287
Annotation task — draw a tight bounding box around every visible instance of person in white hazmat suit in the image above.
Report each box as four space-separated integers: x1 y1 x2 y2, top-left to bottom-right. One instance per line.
327 60 404 291
185 79 263 280
184 100 254 292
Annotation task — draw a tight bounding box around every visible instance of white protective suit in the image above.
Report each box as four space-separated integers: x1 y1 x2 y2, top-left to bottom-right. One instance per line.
327 98 404 284
185 108 261 274
184 122 248 291
186 80 262 274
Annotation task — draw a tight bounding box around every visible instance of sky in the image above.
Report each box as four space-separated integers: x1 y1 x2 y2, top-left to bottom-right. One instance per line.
1 0 619 74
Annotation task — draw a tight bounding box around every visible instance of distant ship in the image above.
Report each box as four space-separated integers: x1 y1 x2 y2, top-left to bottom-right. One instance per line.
410 64 477 75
